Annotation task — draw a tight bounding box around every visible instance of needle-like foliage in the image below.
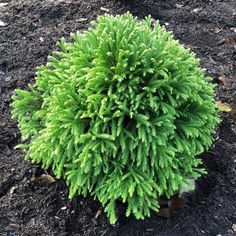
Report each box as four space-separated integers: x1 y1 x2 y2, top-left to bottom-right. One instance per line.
11 13 220 223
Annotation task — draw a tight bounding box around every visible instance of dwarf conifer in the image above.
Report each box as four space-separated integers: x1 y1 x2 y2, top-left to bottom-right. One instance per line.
11 13 220 223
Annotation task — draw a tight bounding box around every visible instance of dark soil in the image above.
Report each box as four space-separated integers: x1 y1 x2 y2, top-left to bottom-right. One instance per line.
0 0 236 235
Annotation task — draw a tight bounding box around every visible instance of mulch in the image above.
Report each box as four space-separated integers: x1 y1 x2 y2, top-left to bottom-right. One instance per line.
0 0 235 235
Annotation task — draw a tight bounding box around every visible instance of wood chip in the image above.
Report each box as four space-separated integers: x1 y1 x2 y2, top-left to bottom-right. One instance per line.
191 7 202 13
216 101 232 113
217 39 226 46
94 208 103 220
77 18 87 22
9 186 17 194
212 27 222 33
100 7 110 12
208 55 217 64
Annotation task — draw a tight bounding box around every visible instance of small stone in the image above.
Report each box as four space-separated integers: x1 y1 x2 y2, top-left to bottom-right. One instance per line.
232 224 236 232
230 27 236 33
176 4 183 8
9 186 17 194
0 20 6 27
0 3 8 8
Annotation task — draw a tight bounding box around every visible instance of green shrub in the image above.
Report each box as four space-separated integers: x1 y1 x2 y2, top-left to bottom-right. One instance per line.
11 13 220 223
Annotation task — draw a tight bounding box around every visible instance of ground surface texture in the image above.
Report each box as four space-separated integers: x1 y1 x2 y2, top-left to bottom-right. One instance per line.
0 0 236 235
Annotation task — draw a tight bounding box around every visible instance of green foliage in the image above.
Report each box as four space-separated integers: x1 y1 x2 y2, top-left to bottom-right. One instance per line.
11 13 220 223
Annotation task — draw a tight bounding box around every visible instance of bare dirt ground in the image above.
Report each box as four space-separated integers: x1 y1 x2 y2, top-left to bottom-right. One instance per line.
0 0 236 235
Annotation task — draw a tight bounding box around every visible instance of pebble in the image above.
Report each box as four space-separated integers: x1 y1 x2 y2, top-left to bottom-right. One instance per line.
0 3 8 8
230 27 236 33
9 186 17 194
176 4 183 8
232 224 236 232
0 20 6 26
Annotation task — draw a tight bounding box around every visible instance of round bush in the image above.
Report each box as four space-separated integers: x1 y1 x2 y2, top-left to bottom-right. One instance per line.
12 13 220 223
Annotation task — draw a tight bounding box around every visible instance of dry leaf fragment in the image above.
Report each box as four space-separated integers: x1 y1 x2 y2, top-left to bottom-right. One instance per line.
218 76 226 86
228 36 236 49
30 176 36 182
228 36 236 44
39 174 56 184
168 194 185 209
216 101 232 113
157 194 186 218
157 208 172 218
